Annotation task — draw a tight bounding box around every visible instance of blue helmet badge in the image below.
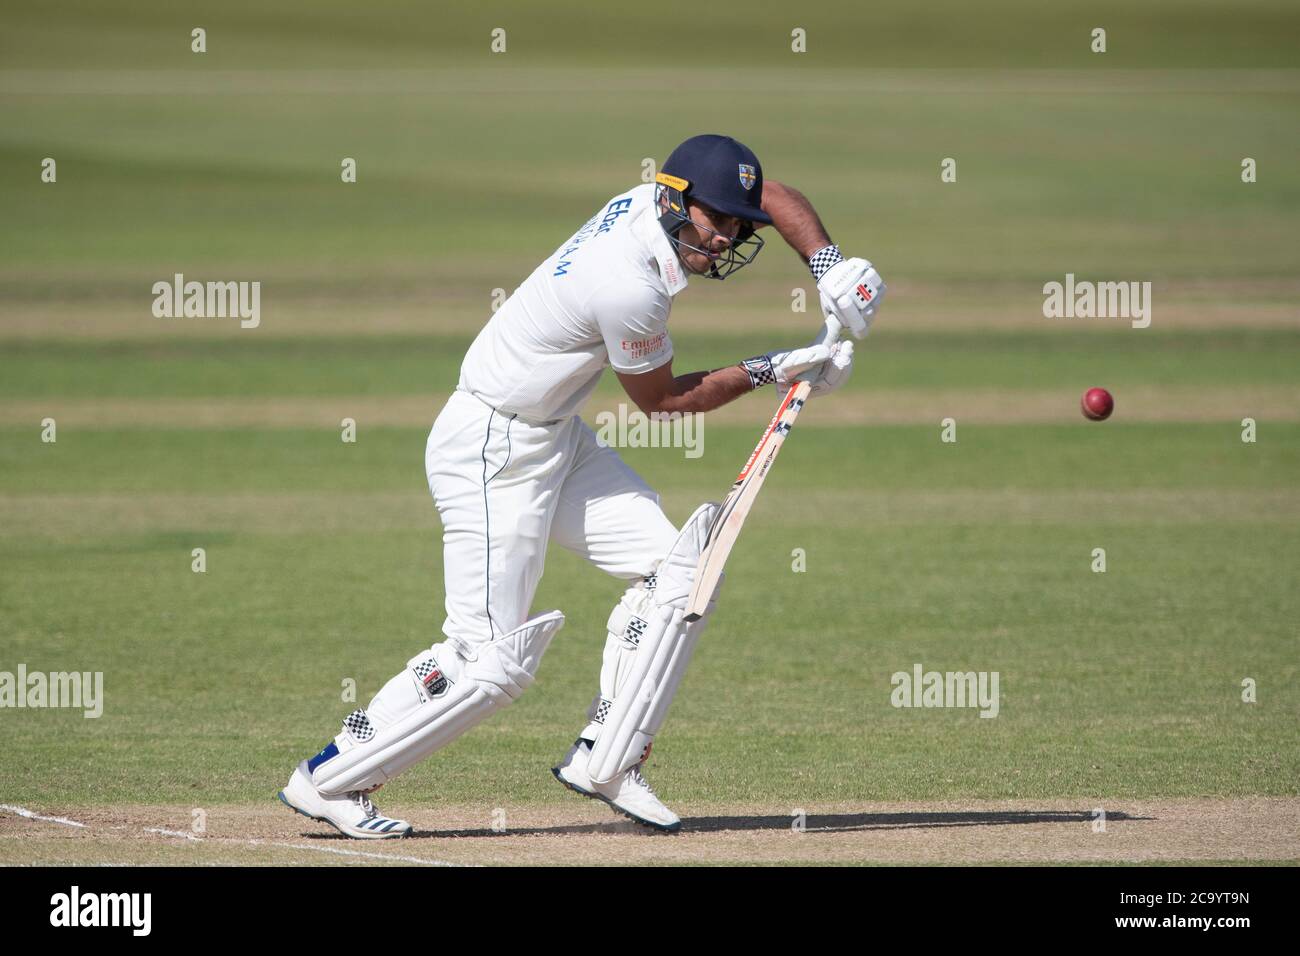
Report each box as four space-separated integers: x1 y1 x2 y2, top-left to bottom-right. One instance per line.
738 164 757 190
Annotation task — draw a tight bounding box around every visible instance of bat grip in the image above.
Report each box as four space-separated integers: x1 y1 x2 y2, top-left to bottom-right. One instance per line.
815 314 843 346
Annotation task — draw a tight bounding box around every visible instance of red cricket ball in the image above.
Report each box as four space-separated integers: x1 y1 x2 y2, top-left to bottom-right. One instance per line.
1081 387 1114 421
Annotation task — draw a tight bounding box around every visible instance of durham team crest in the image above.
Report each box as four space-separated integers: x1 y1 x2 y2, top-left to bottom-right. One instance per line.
738 164 757 190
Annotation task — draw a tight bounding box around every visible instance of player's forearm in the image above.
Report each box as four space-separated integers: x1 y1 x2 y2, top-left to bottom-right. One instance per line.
655 365 753 415
761 180 833 263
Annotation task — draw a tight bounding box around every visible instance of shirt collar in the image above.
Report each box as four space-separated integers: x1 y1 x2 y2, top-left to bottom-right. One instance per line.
633 198 689 297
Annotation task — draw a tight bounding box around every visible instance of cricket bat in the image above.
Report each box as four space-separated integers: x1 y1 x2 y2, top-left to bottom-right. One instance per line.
683 316 843 621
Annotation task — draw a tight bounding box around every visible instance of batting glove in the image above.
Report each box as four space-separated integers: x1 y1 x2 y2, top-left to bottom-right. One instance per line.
816 255 886 339
741 342 834 390
797 340 855 397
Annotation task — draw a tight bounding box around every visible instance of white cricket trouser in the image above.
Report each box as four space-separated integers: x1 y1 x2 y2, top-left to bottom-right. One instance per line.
425 389 679 645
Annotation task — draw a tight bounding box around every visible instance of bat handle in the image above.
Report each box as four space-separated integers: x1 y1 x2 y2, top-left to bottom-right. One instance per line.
815 314 843 346
784 316 842 403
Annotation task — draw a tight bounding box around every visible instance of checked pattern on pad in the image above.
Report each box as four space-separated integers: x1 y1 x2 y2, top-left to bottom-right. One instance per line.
413 659 436 681
808 243 844 281
594 697 613 724
625 616 648 647
412 657 448 696
342 709 375 743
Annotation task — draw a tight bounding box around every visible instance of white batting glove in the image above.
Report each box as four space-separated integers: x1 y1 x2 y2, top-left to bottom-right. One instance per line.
798 340 855 397
816 256 886 339
740 342 834 390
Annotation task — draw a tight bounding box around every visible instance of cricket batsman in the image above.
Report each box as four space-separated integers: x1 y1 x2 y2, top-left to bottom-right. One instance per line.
279 134 886 836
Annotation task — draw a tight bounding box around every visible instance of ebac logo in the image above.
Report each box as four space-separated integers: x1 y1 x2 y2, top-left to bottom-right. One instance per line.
596 197 634 235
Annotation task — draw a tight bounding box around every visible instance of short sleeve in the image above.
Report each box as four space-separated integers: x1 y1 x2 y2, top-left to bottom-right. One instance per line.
586 279 674 374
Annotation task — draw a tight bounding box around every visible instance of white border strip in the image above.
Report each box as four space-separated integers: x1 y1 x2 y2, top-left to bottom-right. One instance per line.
1 804 87 828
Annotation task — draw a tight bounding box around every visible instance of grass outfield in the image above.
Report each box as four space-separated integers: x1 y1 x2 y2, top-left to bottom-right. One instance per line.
3 419 1296 808
1 1 1298 862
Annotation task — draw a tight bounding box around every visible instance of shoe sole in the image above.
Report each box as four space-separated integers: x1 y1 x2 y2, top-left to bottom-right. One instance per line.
277 790 412 840
549 767 681 834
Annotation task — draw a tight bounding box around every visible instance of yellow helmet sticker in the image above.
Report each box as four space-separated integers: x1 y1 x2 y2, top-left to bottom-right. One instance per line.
655 172 690 191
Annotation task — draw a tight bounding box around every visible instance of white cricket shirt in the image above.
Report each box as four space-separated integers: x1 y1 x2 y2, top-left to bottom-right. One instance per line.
457 183 689 423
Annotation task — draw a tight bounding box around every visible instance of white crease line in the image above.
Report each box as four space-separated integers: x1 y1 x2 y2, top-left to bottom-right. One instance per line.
143 827 201 842
259 840 465 867
142 830 466 867
1 804 88 828
4 804 467 866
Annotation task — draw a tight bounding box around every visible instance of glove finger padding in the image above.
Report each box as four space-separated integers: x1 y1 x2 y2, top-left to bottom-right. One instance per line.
767 342 833 387
802 340 854 397
818 257 886 339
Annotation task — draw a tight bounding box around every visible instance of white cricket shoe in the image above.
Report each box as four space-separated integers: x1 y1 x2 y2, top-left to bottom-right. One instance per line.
551 740 681 832
278 760 413 839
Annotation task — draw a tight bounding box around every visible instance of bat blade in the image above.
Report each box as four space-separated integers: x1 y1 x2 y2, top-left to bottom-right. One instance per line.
684 379 812 620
